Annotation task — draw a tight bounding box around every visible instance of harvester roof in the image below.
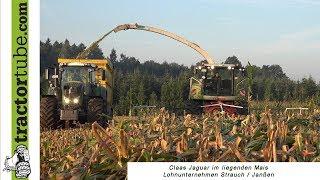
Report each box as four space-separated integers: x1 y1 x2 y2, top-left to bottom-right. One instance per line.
198 63 245 71
58 58 113 71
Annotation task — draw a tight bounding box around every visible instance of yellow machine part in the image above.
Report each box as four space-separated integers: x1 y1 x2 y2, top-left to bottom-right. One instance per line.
58 58 113 71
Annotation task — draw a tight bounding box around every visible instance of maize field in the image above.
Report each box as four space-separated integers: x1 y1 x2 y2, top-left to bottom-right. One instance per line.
41 107 320 179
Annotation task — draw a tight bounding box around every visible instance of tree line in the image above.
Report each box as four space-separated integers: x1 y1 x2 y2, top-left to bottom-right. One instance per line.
41 39 320 115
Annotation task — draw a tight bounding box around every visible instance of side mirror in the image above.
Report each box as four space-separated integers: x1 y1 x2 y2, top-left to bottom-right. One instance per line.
45 69 49 80
101 70 106 80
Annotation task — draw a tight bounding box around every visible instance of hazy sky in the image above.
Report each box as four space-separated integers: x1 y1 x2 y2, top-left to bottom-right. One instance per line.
41 0 320 81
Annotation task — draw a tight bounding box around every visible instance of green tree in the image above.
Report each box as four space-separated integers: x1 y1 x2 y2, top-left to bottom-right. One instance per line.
40 38 52 73
301 77 318 99
109 48 117 63
149 91 158 106
59 39 72 58
87 45 105 59
264 79 272 101
136 82 145 105
161 78 170 108
225 56 242 66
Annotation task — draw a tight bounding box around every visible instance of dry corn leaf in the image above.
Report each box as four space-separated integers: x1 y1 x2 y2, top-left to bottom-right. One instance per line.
187 128 193 136
66 155 76 162
161 139 168 151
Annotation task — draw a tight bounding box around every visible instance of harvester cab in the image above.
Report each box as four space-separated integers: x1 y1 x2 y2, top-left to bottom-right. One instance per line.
41 58 113 130
189 62 248 115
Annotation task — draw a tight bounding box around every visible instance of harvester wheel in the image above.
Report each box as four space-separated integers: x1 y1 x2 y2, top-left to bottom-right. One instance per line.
88 98 107 127
40 96 61 130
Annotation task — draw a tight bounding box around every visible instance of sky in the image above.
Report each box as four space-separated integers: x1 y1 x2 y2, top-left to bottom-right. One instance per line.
41 0 320 82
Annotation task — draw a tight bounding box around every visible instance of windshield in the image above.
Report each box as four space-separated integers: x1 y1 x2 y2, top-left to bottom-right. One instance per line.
197 67 233 96
61 66 92 84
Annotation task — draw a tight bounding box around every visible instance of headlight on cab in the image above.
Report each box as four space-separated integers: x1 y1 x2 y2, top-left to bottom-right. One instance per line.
73 98 79 104
64 97 70 104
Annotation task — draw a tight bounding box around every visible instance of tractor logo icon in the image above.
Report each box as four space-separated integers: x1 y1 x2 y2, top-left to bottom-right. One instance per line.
3 145 31 178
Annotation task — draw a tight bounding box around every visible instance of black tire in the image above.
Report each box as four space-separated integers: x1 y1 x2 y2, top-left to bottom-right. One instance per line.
40 96 61 130
88 98 107 127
